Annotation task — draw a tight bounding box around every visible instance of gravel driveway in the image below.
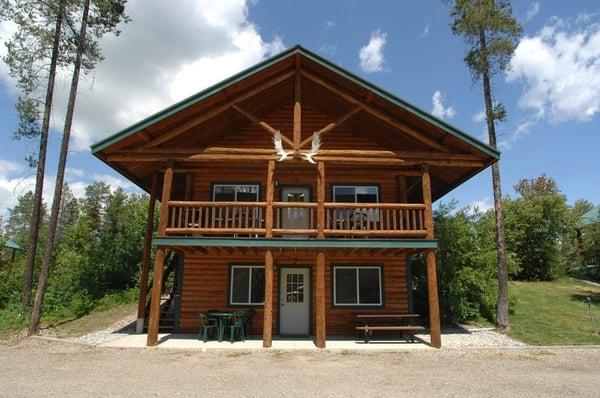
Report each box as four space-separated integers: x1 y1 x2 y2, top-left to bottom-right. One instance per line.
0 338 598 397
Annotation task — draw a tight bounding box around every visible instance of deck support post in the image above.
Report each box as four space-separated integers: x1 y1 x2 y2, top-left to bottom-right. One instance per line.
263 249 274 347
136 173 158 333
422 164 441 348
147 162 174 346
315 250 326 348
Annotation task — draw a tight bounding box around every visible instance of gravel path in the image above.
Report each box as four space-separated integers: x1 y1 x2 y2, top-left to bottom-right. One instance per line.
69 312 137 346
0 338 598 397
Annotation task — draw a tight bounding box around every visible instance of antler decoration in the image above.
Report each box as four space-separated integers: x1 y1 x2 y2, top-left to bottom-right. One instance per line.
272 131 321 163
273 131 292 161
302 132 321 164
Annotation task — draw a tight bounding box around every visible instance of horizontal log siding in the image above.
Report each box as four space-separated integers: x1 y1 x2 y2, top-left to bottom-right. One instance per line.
179 253 407 336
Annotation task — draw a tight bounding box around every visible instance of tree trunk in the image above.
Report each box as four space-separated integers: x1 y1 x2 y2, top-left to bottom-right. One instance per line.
480 28 509 329
28 0 90 335
21 0 64 311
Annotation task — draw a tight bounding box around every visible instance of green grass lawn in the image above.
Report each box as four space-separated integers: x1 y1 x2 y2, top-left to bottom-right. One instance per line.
507 278 600 346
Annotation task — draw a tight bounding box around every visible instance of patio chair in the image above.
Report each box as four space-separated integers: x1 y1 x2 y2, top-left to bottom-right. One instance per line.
198 309 220 342
229 311 246 343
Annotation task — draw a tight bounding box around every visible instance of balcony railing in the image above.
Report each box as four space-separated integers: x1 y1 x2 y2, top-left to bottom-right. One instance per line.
165 201 427 238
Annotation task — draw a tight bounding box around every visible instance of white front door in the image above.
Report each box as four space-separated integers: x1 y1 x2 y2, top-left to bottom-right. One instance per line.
279 268 310 335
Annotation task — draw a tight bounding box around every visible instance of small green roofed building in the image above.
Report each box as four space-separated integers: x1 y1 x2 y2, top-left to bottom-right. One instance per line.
1 239 23 264
580 205 600 226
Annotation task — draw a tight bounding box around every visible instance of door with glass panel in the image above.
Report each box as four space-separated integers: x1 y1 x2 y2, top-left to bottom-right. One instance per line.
280 186 311 235
279 268 310 335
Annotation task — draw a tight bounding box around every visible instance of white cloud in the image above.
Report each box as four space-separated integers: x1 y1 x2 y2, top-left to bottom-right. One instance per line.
319 42 338 57
507 14 600 123
359 29 387 73
526 2 540 22
431 91 457 120
472 110 486 123
325 20 335 29
418 23 430 39
0 0 286 151
92 173 134 191
66 167 85 179
468 197 494 213
498 116 539 150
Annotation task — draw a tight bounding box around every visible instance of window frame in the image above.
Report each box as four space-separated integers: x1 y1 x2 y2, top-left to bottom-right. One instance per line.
331 184 380 204
211 183 261 202
331 265 384 308
228 264 265 307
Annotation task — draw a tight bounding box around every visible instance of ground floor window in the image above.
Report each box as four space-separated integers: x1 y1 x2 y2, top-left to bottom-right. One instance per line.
229 265 265 305
332 266 382 306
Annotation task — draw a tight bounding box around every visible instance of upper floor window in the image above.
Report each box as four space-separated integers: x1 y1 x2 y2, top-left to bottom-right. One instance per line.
213 184 259 202
332 185 379 203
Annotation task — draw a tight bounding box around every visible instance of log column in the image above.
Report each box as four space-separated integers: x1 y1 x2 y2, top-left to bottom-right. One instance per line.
146 162 174 346
315 251 326 348
265 160 275 238
317 161 325 238
262 249 274 347
422 165 441 348
136 173 158 333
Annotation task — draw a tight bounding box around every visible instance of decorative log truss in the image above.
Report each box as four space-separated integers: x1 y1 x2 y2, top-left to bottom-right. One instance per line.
114 60 485 171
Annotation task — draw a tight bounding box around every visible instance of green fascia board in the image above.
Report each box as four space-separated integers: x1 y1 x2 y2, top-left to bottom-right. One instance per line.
152 236 438 249
90 45 499 160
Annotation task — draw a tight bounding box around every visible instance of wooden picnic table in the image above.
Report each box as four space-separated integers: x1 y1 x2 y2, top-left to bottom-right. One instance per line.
353 313 424 343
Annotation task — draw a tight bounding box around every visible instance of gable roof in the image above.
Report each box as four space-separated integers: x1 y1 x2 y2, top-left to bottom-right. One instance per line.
91 45 499 159
581 205 600 226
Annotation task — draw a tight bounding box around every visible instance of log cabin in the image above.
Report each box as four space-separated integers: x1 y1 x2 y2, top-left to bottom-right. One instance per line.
91 46 499 348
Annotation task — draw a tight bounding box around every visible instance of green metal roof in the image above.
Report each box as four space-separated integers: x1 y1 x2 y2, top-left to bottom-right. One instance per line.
153 236 437 249
581 205 600 226
90 45 499 160
4 239 23 251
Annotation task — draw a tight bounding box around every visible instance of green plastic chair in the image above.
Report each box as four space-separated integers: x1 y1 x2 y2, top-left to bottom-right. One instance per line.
244 308 256 335
199 310 219 342
229 312 246 343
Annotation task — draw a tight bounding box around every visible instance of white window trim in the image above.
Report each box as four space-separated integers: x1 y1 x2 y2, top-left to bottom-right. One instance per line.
332 185 379 203
230 265 265 305
332 266 383 306
213 184 260 201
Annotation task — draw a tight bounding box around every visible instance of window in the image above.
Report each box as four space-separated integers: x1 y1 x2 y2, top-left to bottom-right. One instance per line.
229 265 265 305
332 185 379 203
332 185 379 223
333 266 382 306
213 184 259 202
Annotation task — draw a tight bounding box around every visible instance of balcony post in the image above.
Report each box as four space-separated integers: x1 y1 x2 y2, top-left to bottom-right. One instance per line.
136 173 158 333
265 160 275 238
263 249 274 347
317 161 325 238
147 162 174 346
421 164 441 348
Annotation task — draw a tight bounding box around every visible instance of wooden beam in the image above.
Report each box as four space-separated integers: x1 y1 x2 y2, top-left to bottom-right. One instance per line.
263 249 273 348
142 70 295 148
265 160 275 238
422 165 441 348
299 106 362 148
293 56 301 150
315 251 326 348
136 173 158 333
138 130 151 142
147 164 174 347
232 104 295 148
300 70 448 152
317 161 325 238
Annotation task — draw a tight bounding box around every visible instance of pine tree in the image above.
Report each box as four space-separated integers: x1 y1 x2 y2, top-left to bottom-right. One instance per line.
444 0 522 328
28 0 128 335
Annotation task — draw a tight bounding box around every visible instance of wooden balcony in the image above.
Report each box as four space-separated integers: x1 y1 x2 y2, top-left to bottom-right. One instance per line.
165 201 427 239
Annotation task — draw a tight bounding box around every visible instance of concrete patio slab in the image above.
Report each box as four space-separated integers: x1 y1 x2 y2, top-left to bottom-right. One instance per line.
101 334 432 350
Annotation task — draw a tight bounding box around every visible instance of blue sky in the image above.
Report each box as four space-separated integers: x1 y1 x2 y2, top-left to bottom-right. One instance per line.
0 0 599 215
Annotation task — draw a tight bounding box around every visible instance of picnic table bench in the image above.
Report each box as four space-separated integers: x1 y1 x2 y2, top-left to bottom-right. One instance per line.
353 314 425 343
